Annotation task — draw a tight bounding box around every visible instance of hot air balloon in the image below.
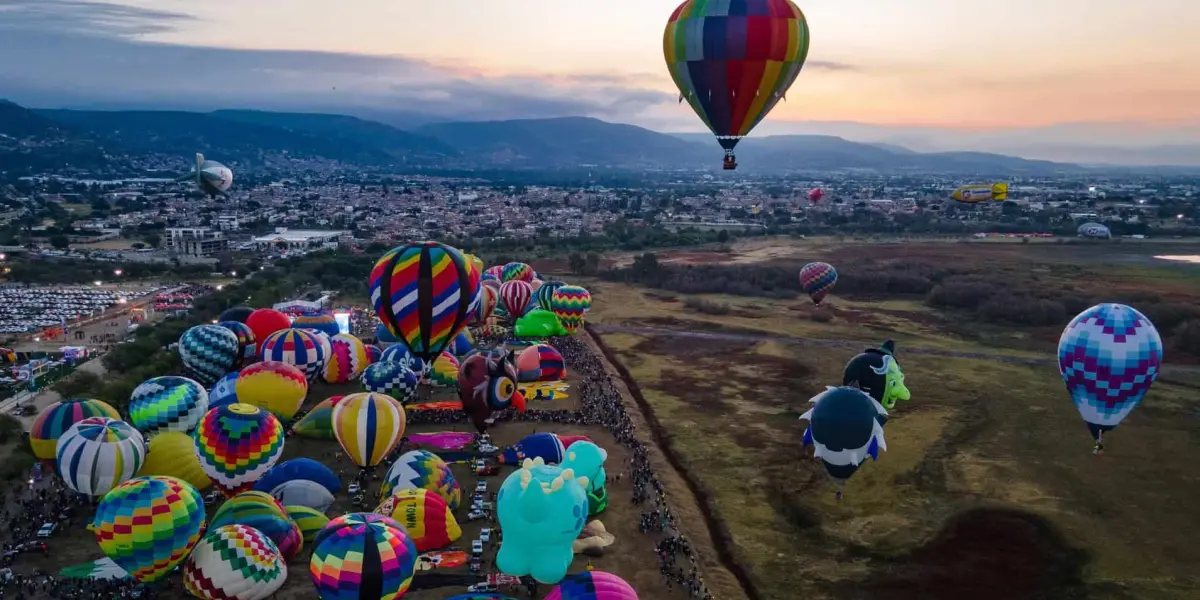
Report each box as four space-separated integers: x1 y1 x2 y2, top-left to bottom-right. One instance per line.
380 345 427 377
808 188 824 204
364 344 383 364
309 513 419 600
254 458 341 496
369 242 476 366
664 0 811 170
92 476 205 583
128 376 209 435
292 396 342 440
184 524 287 600
209 491 303 561
218 321 258 368
361 362 419 404
448 330 475 357
517 344 566 382
799 262 837 305
550 285 591 334
209 372 240 411
324 333 370 384
474 285 498 325
1058 304 1162 454
245 309 291 346
380 450 462 510
536 280 566 311
194 404 286 496
501 262 534 283
546 571 640 600
30 398 121 466
428 352 460 388
136 431 213 490
287 506 330 543
235 361 308 421
271 480 336 513
293 313 341 337
499 280 533 320
800 386 887 500
332 392 406 468
485 265 505 280
56 417 145 496
179 325 241 386
458 353 525 433
375 488 462 552
259 328 326 382
219 306 254 323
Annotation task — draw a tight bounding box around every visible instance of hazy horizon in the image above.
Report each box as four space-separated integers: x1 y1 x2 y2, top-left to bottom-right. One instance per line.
2 0 1199 164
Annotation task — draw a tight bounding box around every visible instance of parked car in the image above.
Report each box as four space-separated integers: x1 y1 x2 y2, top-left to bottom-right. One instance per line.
471 540 483 555
36 523 57 538
475 480 487 493
480 528 492 543
348 482 361 495
465 510 486 522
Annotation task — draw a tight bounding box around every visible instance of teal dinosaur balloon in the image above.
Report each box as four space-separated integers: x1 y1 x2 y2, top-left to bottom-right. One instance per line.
513 309 568 339
560 441 608 516
496 457 589 584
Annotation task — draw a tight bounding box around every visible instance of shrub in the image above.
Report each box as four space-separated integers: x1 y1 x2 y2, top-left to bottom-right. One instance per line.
683 297 731 315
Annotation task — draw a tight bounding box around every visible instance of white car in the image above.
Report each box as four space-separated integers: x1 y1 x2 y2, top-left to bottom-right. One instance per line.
36 523 57 538
467 583 497 593
466 510 486 522
475 481 487 493
348 482 361 495
471 540 483 555
480 528 491 543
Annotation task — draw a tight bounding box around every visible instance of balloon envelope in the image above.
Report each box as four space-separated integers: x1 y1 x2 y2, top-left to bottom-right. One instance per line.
369 241 476 362
92 476 205 583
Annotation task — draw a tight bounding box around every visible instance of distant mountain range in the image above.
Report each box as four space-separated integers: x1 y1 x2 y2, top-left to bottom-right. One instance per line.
0 99 1138 175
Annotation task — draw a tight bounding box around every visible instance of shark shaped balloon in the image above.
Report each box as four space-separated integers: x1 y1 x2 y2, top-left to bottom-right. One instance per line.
801 386 888 500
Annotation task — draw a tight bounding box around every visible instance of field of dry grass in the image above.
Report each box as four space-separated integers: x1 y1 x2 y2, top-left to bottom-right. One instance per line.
590 237 1200 600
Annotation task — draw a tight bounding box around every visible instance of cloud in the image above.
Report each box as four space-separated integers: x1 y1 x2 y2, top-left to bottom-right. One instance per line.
0 0 678 124
805 60 859 71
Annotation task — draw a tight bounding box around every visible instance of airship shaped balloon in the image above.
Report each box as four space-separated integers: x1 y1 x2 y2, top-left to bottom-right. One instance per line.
1058 304 1162 454
800 386 887 500
182 153 234 198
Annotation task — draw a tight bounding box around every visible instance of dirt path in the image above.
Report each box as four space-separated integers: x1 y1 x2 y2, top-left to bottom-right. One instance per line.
583 327 755 600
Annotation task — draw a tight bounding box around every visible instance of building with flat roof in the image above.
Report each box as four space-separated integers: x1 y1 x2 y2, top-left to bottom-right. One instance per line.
166 228 228 257
252 229 349 252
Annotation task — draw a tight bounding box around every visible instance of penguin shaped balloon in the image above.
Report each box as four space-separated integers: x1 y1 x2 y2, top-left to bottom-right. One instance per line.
801 386 888 500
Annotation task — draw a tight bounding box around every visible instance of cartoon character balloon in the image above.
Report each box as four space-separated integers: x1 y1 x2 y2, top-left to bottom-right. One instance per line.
184 524 287 600
799 262 837 306
332 392 406 468
800 386 888 500
92 476 206 583
194 404 286 496
128 376 210 435
842 340 909 415
56 416 145 496
560 441 609 516
496 457 590 584
664 0 811 170
309 513 418 600
1058 304 1162 454
457 352 526 432
179 324 241 386
369 242 476 365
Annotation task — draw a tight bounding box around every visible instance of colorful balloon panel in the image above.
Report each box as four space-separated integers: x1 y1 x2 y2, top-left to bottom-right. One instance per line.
259 328 326 382
309 513 418 600
56 416 145 496
292 396 342 440
332 393 406 468
92 476 205 583
293 313 342 337
380 345 427 375
550 285 592 334
1058 304 1162 440
501 262 534 283
194 404 286 496
361 362 419 404
128 376 209 435
799 262 837 305
536 281 566 311
210 491 303 561
663 0 811 149
179 324 241 386
545 571 640 600
136 431 212 491
236 361 308 420
428 352 460 388
380 450 462 511
376 488 461 552
184 524 287 600
369 242 475 361
218 320 258 368
325 333 370 383
30 398 120 461
287 505 330 543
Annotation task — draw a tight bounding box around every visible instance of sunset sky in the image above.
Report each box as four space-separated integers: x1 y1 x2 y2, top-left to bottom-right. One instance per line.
2 0 1199 136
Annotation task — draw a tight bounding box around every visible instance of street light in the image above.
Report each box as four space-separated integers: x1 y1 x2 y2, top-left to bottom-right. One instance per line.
113 269 123 276
94 280 103 286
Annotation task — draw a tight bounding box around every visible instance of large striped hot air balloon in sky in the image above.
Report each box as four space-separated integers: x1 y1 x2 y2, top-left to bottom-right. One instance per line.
30 398 121 465
195 404 285 496
369 242 476 364
56 416 145 496
332 392 406 468
1058 303 1162 454
664 0 811 170
309 513 418 600
92 475 206 583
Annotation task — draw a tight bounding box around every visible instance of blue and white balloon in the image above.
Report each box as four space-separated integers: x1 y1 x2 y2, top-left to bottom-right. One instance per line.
800 386 887 500
178 325 240 386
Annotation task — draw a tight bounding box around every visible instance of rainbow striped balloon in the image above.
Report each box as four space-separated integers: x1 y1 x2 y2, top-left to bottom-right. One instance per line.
427 352 460 388
209 491 303 561
218 321 258 368
56 416 145 497
501 262 534 283
30 398 121 463
799 262 838 305
550 285 592 334
259 328 326 382
332 392 406 468
499 280 533 319
310 513 418 600
93 476 205 583
324 333 370 384
235 361 308 421
369 242 475 363
194 404 285 496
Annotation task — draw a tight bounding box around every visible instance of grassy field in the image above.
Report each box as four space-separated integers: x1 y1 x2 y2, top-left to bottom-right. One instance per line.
588 237 1200 600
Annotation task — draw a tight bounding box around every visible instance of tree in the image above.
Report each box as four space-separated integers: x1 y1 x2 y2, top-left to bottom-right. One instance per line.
49 234 70 249
143 233 162 248
717 229 730 243
52 370 102 399
568 253 586 275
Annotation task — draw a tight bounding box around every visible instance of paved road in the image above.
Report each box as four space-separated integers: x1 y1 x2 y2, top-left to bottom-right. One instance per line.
589 323 1200 378
0 358 110 424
